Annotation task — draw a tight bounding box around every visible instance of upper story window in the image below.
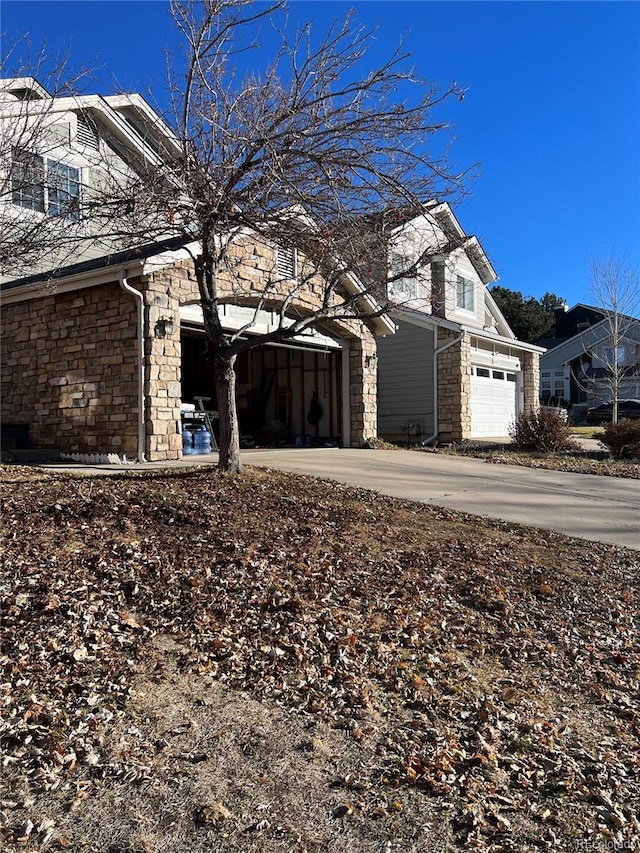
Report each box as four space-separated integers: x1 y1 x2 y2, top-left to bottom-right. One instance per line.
389 252 418 300
11 148 45 212
276 245 297 280
11 147 81 220
456 275 474 313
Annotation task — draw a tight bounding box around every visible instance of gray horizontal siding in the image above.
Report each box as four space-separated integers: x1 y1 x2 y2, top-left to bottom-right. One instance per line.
377 319 435 442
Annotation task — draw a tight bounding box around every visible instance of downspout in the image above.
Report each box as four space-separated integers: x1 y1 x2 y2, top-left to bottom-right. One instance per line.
421 324 465 446
119 271 147 462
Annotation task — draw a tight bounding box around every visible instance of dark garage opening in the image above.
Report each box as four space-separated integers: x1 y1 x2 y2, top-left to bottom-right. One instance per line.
180 329 343 446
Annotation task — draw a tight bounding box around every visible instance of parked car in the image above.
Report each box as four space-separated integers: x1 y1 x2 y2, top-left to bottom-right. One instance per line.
585 399 640 424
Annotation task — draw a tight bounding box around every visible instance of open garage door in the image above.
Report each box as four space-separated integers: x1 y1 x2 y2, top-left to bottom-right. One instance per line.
470 366 517 437
179 304 345 446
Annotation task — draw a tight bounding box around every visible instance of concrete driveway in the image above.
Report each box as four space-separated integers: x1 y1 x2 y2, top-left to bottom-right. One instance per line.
241 447 640 550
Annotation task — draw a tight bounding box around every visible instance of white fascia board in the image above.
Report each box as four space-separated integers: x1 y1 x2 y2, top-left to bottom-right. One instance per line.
23 94 169 168
465 325 546 354
338 269 396 336
0 259 145 304
430 201 467 240
463 236 498 285
103 93 182 157
484 288 515 338
141 241 201 274
0 77 51 99
180 302 343 350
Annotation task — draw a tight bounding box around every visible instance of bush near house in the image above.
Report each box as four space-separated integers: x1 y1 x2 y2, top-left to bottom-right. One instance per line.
599 418 640 460
509 407 579 453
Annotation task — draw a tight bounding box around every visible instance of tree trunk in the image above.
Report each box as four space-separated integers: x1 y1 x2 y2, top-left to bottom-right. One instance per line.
215 353 242 473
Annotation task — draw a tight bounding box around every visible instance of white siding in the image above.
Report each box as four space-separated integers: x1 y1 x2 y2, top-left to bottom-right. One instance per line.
445 251 484 328
377 318 434 443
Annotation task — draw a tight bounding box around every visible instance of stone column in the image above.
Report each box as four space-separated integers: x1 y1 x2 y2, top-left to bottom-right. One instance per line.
522 350 540 412
143 278 183 461
348 328 378 446
436 330 471 442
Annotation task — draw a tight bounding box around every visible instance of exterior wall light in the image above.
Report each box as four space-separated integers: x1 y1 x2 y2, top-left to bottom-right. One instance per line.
155 316 175 338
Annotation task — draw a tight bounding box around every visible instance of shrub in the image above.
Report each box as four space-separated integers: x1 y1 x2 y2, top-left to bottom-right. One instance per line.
509 407 579 453
599 419 640 460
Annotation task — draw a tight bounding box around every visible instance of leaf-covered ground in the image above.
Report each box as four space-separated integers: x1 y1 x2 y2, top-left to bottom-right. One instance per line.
1 465 639 851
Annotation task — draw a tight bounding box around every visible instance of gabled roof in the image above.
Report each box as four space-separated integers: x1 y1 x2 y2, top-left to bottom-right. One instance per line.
0 76 51 100
541 315 640 364
391 200 498 285
0 77 181 165
484 287 516 339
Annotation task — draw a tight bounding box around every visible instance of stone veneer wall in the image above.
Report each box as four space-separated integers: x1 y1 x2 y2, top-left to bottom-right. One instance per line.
348 330 378 444
522 350 540 413
1 282 139 456
436 329 471 442
139 274 183 461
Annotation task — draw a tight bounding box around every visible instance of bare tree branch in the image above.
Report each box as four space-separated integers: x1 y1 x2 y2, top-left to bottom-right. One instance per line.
3 1 473 471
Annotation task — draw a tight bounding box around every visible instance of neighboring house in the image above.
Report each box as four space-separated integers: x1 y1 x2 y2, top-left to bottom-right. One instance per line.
539 304 640 417
376 202 543 443
0 77 393 461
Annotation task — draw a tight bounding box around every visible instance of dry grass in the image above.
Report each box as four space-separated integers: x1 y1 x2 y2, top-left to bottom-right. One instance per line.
430 441 639 478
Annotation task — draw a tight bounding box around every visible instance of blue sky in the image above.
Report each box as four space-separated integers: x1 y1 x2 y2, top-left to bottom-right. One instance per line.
2 0 639 309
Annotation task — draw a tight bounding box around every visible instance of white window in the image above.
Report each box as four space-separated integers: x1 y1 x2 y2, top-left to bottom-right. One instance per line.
602 345 629 366
276 245 297 280
456 276 474 312
541 369 564 399
389 252 417 300
11 147 81 220
47 160 81 218
11 148 44 212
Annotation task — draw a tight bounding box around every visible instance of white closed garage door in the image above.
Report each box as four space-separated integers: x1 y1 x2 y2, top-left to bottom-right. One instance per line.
471 367 517 437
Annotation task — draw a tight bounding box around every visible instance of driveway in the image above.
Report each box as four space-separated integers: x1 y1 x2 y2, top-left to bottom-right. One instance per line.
241 448 640 550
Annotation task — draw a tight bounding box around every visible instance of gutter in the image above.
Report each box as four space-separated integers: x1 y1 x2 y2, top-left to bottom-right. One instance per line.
421 325 465 446
119 271 147 462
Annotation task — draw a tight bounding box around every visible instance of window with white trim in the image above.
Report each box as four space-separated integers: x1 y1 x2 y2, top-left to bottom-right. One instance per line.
602 345 629 366
540 369 564 398
456 275 474 312
11 147 81 220
389 252 418 300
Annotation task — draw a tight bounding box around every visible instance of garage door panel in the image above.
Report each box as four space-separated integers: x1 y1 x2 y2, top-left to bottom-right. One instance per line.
471 369 517 437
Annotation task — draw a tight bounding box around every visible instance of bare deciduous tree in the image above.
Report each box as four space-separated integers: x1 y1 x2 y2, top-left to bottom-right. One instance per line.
3 1 471 472
585 255 640 422
156 0 470 471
